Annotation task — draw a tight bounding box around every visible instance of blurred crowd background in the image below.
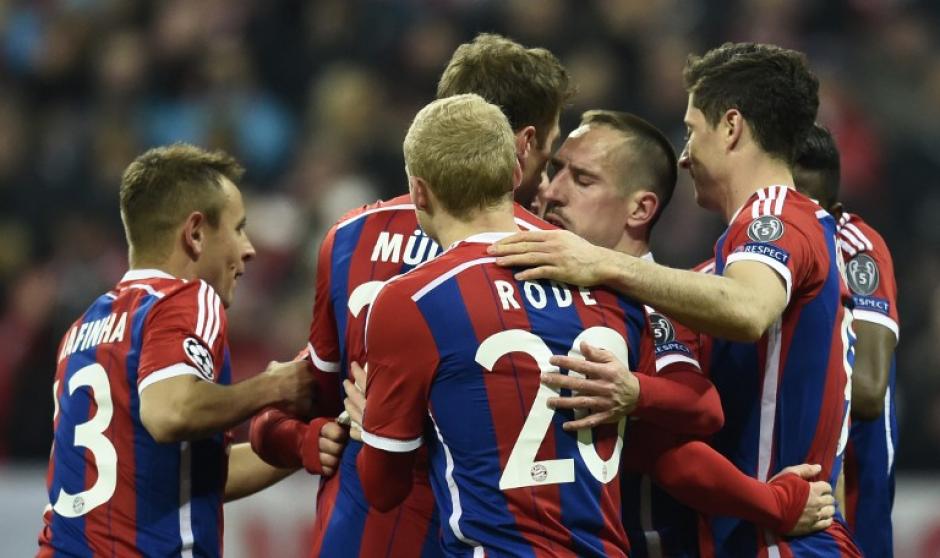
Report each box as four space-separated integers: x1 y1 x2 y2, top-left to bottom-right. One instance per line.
1 0 938 475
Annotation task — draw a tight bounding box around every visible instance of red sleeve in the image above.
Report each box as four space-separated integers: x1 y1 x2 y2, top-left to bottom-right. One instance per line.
632 313 723 436
249 410 334 474
303 226 344 418
840 216 899 342
723 190 819 304
633 369 723 436
137 280 227 393
651 440 809 534
356 281 438 511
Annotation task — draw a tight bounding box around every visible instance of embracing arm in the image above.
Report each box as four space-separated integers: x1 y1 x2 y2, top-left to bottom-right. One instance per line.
491 231 786 341
622 423 833 536
140 360 313 443
224 443 297 502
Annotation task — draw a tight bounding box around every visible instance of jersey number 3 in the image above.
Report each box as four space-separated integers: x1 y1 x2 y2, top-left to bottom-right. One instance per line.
52 363 118 517
476 327 628 490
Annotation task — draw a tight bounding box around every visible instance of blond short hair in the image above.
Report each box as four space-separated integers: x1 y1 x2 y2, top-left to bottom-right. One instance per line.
403 94 516 219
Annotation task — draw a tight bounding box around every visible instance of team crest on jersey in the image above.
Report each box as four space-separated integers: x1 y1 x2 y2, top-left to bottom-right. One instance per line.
747 215 785 242
183 337 215 381
649 312 676 345
846 253 879 295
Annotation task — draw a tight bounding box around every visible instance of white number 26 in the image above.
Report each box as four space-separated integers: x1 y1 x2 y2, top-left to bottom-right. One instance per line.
475 327 628 490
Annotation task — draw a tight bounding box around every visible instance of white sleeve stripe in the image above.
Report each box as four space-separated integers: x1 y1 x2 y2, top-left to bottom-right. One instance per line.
762 194 773 216
773 186 787 215
202 287 216 345
852 310 900 342
307 342 340 373
839 238 858 257
839 228 867 252
725 252 793 303
138 363 204 394
655 353 701 372
843 222 874 251
195 281 207 340
361 430 423 452
207 291 222 346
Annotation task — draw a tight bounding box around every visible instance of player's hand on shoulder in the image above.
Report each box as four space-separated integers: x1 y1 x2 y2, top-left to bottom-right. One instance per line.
542 341 640 430
488 230 612 286
265 359 315 417
770 463 835 536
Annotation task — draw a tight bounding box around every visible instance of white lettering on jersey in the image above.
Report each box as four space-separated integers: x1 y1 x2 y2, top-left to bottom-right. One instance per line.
495 280 520 311
550 282 573 307
578 287 598 306
371 229 441 264
371 232 404 263
61 312 128 360
523 281 548 309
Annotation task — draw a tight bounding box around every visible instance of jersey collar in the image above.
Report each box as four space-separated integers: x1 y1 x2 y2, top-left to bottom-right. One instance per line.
448 231 516 250
120 268 177 282
727 184 791 225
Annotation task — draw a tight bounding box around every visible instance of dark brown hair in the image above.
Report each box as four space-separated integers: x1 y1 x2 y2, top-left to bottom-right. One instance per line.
437 33 572 147
580 110 678 228
683 42 819 164
120 143 244 257
793 124 840 209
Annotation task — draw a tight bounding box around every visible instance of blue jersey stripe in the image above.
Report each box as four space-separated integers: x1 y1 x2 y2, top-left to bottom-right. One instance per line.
847 361 896 557
330 217 367 378
526 282 607 557
418 277 534 557
319 442 368 558
128 294 187 556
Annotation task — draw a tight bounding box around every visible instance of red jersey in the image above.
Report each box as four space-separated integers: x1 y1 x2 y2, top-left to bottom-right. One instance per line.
358 233 641 557
307 195 552 557
704 187 860 557
39 270 232 557
838 212 899 558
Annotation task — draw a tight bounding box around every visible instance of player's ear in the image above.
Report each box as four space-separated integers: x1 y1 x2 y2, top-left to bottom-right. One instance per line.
724 109 744 151
182 211 206 259
515 126 536 161
409 176 433 214
511 157 524 191
626 190 660 230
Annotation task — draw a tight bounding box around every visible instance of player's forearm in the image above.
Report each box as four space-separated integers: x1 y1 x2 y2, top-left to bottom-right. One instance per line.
850 322 893 420
598 255 773 341
356 444 416 512
143 374 283 442
224 443 297 502
652 441 807 533
633 370 724 436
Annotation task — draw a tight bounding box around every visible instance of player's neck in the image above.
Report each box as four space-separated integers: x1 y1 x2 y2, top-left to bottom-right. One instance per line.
128 249 193 281
612 233 650 259
721 155 794 223
433 200 519 249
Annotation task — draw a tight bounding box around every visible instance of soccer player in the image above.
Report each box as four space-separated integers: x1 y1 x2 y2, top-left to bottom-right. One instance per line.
38 144 315 557
490 43 861 557
537 110 836 556
359 92 641 557
794 124 899 558
248 33 571 557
